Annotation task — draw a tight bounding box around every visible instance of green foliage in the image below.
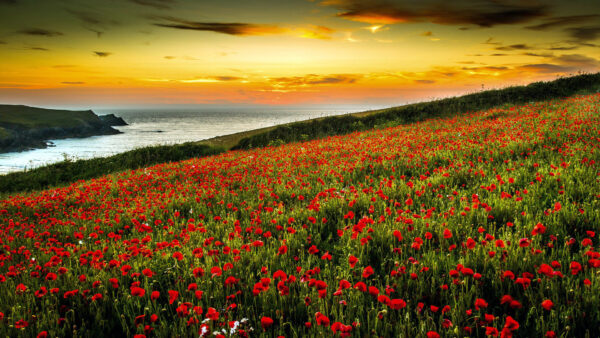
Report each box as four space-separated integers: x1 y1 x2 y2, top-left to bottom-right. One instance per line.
233 72 600 150
0 143 225 194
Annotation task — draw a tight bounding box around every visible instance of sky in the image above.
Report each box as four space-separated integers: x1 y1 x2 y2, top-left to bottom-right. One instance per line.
0 0 599 109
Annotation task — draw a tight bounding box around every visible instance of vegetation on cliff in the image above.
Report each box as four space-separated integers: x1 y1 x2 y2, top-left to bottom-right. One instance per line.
0 105 121 153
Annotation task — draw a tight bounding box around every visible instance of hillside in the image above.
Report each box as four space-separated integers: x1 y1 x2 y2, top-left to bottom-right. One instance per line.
0 105 121 153
0 73 599 194
0 93 598 337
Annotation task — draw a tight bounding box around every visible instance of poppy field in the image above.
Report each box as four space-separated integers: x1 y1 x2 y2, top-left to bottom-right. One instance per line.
1 93 599 337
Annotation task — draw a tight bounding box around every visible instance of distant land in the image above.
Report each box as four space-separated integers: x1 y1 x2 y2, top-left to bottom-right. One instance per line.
0 105 126 153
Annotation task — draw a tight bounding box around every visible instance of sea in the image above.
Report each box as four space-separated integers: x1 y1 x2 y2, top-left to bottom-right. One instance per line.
0 106 374 174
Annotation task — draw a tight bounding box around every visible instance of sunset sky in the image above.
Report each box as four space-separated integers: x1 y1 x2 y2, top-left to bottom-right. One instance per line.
0 0 599 108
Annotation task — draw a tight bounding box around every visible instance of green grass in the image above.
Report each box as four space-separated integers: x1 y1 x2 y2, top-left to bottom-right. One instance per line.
0 143 224 194
232 72 600 149
0 105 102 131
1 72 599 195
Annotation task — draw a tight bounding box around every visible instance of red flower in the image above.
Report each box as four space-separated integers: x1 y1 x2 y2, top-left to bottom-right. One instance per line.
168 290 179 304
362 266 374 278
541 299 553 311
486 326 499 336
348 255 358 268
503 316 519 331
131 287 145 297
443 228 452 239
172 251 184 261
426 332 440 338
15 319 29 329
390 298 406 310
261 316 274 329
475 298 488 310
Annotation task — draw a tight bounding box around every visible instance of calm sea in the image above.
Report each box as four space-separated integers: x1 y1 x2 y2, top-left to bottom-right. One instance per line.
0 106 372 174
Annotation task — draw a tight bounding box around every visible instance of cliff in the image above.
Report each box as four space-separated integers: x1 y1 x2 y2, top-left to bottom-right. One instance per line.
99 114 128 126
0 105 123 153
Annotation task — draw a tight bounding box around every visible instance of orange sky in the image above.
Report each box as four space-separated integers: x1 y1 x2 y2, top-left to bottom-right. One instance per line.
0 0 599 108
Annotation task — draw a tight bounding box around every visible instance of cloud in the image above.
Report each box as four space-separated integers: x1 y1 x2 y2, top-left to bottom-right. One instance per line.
66 9 118 37
298 25 335 39
321 0 547 27
517 63 573 73
546 45 578 51
93 51 112 57
565 26 600 42
414 79 435 84
483 37 501 45
526 15 600 31
421 31 433 36
154 17 286 36
552 54 600 70
28 46 49 51
495 43 535 51
143 76 244 83
522 52 553 57
0 40 6 44
18 28 63 37
153 17 335 39
61 81 85 85
130 0 175 9
264 74 361 91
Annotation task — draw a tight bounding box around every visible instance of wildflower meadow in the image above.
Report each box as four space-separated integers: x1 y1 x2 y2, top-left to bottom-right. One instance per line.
1 93 599 337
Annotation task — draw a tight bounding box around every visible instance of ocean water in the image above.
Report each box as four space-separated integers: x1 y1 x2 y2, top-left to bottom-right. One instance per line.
0 106 371 174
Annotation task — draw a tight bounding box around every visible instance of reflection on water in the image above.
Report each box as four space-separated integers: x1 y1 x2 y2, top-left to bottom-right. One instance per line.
0 107 369 174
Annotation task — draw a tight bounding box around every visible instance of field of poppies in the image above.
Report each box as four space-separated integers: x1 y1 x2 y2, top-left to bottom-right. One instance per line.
1 93 599 337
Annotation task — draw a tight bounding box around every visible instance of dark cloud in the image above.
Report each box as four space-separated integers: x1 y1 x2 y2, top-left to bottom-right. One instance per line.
495 43 535 51
321 0 547 27
164 55 176 59
522 52 553 57
565 26 600 42
212 76 242 81
0 40 6 44
517 63 572 73
269 74 360 87
93 51 112 57
28 46 49 51
463 66 509 72
526 15 600 31
66 9 120 38
414 79 435 84
18 28 63 37
483 37 501 45
67 9 104 25
421 31 433 36
61 81 85 85
546 45 578 51
490 53 508 56
154 17 285 35
130 0 175 9
553 54 600 69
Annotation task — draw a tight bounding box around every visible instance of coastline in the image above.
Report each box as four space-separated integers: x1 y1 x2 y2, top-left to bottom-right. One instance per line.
0 105 123 154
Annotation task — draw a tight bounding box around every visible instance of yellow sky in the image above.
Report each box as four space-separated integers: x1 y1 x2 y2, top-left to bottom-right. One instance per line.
0 0 598 108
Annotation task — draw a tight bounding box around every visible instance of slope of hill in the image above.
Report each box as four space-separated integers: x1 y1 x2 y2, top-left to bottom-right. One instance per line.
0 73 599 194
0 105 121 153
0 93 598 336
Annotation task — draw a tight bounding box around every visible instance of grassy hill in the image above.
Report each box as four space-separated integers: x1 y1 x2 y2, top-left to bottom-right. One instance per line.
0 92 599 336
1 72 599 194
0 104 120 153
